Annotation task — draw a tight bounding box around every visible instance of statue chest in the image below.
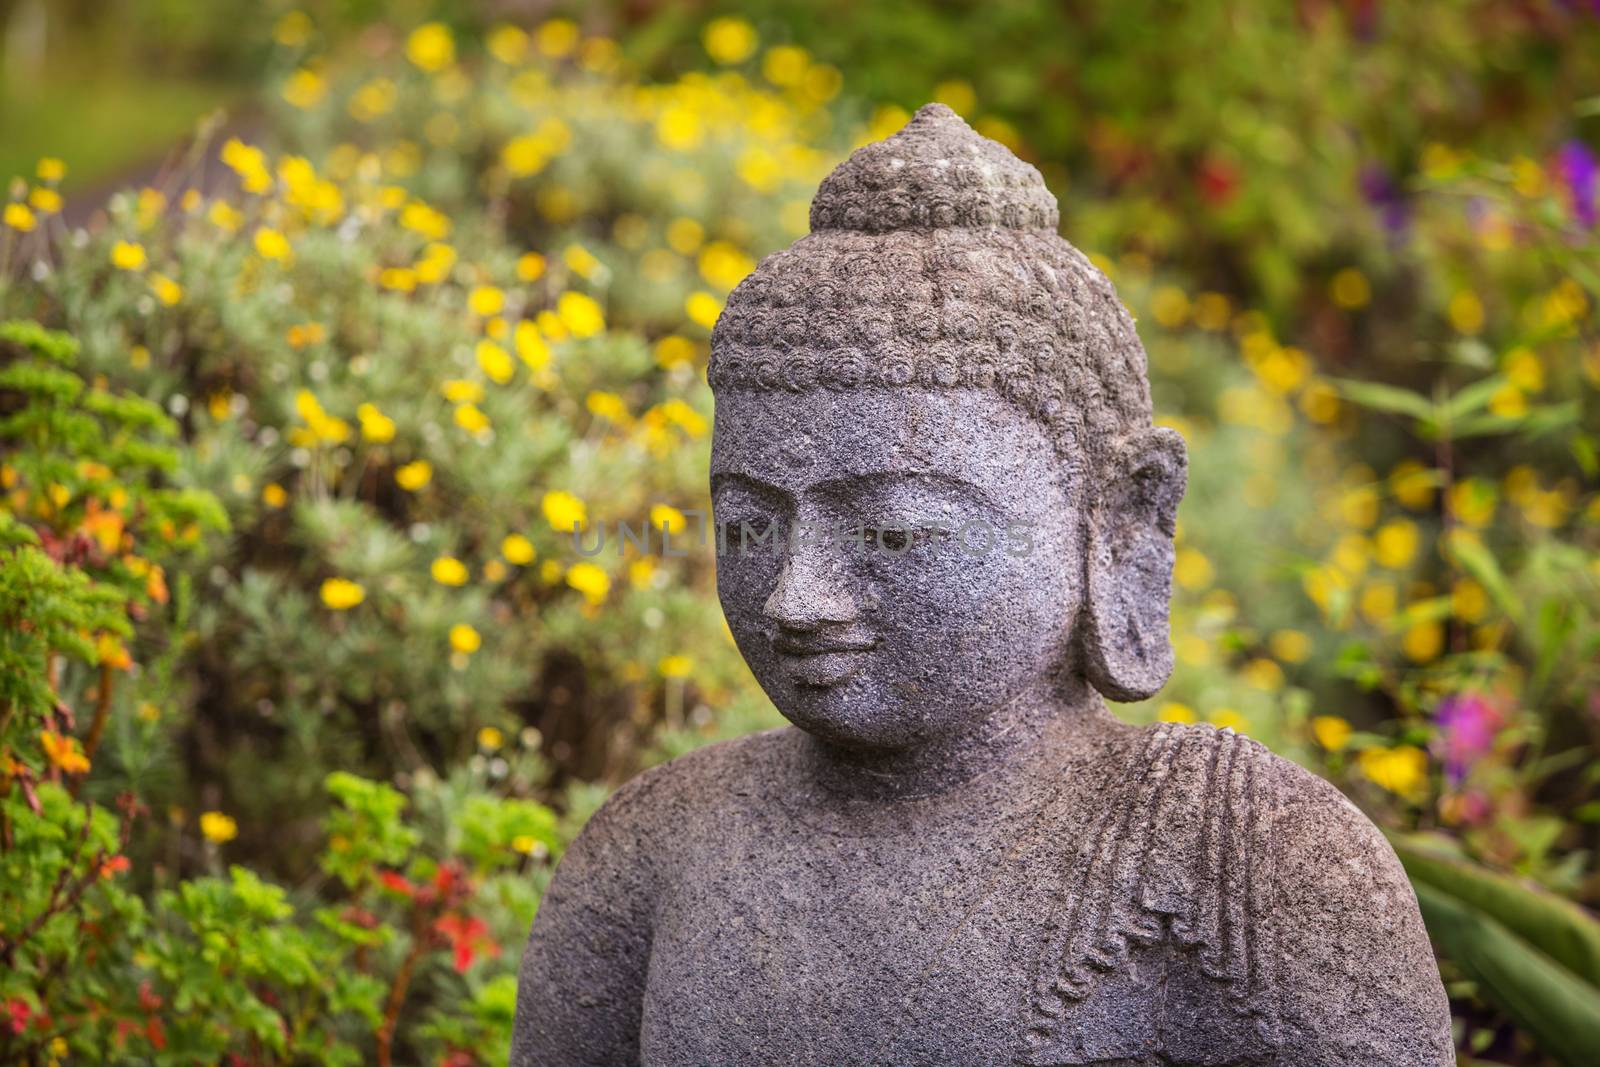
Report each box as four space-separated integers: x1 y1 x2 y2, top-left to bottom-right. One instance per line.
638 815 1044 1065
637 725 1283 1067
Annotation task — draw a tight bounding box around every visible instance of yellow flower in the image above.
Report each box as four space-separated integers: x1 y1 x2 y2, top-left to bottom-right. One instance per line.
357 402 396 443
1503 347 1545 392
933 78 977 117
1373 520 1419 569
1173 547 1213 590
476 340 514 384
440 378 484 404
1269 629 1312 663
432 556 469 586
1449 479 1497 528
1240 658 1283 691
1311 715 1352 751
1329 268 1370 310
37 157 66 182
1156 702 1196 724
542 490 587 532
517 252 546 282
650 504 687 535
502 534 536 565
380 267 417 292
96 633 132 670
564 243 602 280
1209 709 1249 734
565 561 611 605
406 22 456 72
320 577 366 610
1149 286 1189 329
703 16 758 64
261 483 288 508
685 290 723 330
1389 459 1435 510
556 291 605 338
449 622 481 654
667 217 704 254
1451 579 1489 623
39 730 90 775
477 726 504 751
395 460 433 491
469 285 505 317
28 187 62 214
4 202 36 232
658 654 694 678
454 404 490 433
514 321 551 370
149 273 183 306
1358 745 1428 798
199 810 238 844
1448 290 1485 335
254 227 291 261
400 201 451 240
535 18 579 57
487 24 528 64
1359 581 1398 626
586 390 630 424
1402 621 1444 663
629 558 657 590
654 335 696 368
208 200 243 232
1488 383 1526 418
110 240 147 270
282 67 326 109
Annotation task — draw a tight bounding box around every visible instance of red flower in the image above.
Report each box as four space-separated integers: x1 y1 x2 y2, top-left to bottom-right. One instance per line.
433 913 499 974
378 870 415 897
1195 154 1241 206
7 999 30 1035
100 854 131 879
145 1016 166 1050
138 980 162 1013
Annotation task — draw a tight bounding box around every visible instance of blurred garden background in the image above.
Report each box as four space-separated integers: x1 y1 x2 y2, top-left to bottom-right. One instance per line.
2 1 1599 1063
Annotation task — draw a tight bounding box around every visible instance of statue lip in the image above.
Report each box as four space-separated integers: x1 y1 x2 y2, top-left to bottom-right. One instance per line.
772 634 880 657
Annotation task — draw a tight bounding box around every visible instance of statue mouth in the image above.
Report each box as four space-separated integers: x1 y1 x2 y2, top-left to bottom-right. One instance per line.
771 633 879 687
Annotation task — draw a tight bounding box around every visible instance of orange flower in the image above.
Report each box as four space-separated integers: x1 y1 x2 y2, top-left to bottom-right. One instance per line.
40 730 91 774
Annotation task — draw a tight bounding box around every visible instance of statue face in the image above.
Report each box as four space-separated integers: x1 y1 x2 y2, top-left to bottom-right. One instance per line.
711 388 1083 753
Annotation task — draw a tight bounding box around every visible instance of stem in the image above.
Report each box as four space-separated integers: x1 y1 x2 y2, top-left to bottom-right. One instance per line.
375 915 430 1067
72 664 115 799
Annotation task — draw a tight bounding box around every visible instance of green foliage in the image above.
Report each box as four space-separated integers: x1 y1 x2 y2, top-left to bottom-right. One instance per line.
0 7 1597 1064
1401 843 1600 1067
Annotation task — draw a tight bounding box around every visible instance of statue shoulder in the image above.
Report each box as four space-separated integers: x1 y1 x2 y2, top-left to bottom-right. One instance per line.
1263 751 1456 1065
1024 722 1452 1065
570 727 793 860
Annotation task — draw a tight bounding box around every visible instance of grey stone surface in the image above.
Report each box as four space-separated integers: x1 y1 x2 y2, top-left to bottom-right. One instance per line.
512 103 1454 1066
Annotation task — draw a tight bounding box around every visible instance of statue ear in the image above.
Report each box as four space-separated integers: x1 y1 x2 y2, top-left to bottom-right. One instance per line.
1081 427 1188 703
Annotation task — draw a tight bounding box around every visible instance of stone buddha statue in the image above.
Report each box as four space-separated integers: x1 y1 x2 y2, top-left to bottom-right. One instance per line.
512 104 1453 1066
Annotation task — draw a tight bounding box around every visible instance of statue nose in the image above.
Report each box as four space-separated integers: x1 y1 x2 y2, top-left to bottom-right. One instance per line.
763 541 860 631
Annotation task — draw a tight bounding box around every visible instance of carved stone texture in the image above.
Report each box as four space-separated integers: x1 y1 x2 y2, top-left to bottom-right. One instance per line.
512 103 1455 1066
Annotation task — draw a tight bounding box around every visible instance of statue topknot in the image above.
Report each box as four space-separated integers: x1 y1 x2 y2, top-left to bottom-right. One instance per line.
709 104 1155 475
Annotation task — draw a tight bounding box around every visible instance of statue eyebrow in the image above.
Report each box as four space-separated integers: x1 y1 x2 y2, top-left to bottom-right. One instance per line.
809 470 999 510
710 471 792 503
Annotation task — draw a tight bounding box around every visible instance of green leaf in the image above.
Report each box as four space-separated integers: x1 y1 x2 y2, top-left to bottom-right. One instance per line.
1394 837 1600 987
1329 377 1435 421
1410 881 1600 1067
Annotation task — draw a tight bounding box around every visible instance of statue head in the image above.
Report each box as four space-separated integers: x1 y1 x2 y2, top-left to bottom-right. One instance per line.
709 104 1186 755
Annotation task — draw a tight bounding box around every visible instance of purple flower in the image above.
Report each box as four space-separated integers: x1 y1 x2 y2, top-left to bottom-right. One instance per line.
1433 693 1502 784
1360 164 1410 236
1556 139 1598 228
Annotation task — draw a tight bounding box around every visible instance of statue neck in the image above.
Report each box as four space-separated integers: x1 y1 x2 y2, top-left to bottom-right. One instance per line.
798 676 1113 803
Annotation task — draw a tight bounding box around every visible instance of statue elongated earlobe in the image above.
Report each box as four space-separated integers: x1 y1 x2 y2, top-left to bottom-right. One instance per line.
1082 427 1188 702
